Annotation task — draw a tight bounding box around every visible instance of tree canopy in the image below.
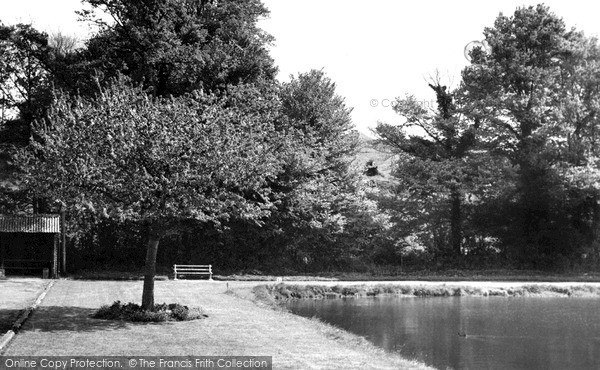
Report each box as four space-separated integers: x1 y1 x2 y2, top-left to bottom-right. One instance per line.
18 76 283 307
76 0 277 97
375 82 481 257
461 4 600 265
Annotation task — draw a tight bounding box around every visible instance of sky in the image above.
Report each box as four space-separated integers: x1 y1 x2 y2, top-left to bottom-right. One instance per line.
3 0 600 135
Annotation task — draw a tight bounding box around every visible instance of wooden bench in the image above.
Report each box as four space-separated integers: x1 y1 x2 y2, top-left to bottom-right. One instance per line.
173 264 213 281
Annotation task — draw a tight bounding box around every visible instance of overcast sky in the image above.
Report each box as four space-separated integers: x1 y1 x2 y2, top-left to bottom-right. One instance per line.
3 1 600 135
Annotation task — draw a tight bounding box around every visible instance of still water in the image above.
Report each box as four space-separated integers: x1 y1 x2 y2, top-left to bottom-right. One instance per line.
287 296 600 369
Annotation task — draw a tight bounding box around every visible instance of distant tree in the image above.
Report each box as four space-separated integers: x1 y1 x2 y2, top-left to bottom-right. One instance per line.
16 77 283 308
48 32 79 56
375 82 481 257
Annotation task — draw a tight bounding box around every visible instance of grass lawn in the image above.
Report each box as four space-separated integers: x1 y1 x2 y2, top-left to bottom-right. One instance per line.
2 280 432 369
0 278 50 333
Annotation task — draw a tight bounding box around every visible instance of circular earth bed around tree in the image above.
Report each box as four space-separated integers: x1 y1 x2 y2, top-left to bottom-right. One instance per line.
92 301 208 322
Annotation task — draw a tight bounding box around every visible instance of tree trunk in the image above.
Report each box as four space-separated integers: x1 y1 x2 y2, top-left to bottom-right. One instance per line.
141 227 162 310
518 158 550 263
449 188 462 256
592 196 600 269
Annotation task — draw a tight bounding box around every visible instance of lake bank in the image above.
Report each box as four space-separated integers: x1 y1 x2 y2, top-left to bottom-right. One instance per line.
254 281 600 301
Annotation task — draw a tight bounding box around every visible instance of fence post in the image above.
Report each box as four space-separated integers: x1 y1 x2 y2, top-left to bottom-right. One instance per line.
173 265 178 280
209 264 213 281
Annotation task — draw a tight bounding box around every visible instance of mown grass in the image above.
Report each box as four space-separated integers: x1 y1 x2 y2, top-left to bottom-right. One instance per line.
0 279 49 333
230 284 433 369
258 282 600 301
5 280 434 369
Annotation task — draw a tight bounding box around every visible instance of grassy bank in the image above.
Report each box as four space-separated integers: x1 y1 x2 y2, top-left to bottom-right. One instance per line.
256 282 600 301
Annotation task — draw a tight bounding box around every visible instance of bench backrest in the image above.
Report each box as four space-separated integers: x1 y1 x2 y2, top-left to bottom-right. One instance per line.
173 264 213 280
174 264 211 270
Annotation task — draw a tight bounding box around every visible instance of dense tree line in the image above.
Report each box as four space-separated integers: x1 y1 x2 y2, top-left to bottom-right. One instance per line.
376 5 600 270
0 0 371 307
1 2 600 300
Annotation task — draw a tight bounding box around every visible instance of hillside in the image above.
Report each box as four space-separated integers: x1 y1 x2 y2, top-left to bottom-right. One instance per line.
352 133 398 182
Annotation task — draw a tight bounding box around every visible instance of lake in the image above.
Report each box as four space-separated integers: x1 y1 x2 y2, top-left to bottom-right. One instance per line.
287 296 600 369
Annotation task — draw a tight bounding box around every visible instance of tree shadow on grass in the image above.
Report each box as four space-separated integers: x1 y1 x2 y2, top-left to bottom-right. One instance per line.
0 309 22 333
12 306 176 333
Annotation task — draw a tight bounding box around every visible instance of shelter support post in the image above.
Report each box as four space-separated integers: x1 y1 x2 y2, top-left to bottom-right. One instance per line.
60 209 66 275
52 234 58 279
0 234 4 278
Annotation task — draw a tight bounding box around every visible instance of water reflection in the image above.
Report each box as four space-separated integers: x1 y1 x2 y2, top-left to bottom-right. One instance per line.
287 296 600 369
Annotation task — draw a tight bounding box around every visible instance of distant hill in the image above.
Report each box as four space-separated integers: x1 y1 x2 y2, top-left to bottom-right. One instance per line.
352 133 398 182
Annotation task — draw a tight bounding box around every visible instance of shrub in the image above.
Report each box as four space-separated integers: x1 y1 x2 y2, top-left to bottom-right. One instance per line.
92 301 207 322
399 286 413 295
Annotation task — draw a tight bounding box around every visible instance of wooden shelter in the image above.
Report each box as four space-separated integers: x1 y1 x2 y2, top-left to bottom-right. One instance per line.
0 214 66 278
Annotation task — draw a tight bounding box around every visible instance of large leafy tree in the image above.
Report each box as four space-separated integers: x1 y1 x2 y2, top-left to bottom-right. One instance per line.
1 0 278 217
0 24 61 213
552 34 600 266
462 5 600 264
177 70 370 272
266 70 365 268
76 0 277 97
279 69 357 176
0 25 82 145
0 23 53 145
205 69 367 271
17 77 283 308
